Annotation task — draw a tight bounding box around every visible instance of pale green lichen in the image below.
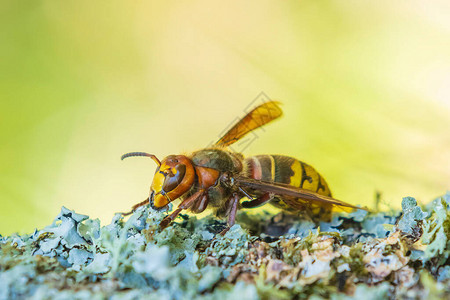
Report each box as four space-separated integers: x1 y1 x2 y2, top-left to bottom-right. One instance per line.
1 194 450 299
397 197 428 241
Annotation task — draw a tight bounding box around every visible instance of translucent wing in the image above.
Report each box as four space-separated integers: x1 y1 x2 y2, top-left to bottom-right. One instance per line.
215 101 283 147
235 176 367 212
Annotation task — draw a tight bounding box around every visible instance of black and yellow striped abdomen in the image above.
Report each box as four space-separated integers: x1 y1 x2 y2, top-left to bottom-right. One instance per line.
244 155 332 196
244 155 332 214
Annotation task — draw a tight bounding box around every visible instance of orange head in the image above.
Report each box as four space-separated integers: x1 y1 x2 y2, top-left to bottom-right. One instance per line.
121 152 195 210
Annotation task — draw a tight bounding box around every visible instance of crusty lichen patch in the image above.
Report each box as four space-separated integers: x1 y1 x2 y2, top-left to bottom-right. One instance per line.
1 193 450 299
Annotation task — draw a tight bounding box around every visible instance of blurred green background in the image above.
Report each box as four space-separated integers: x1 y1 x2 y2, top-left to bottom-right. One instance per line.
1 1 449 235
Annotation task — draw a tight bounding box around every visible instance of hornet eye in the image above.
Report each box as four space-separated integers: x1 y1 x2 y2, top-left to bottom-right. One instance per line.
162 164 186 192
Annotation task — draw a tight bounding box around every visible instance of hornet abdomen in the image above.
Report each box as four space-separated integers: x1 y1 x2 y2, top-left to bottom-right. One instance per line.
244 155 332 212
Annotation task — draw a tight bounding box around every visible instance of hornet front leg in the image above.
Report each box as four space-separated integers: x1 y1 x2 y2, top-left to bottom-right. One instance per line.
159 190 206 229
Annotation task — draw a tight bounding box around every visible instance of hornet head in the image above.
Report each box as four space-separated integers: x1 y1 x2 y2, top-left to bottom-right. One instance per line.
121 152 195 209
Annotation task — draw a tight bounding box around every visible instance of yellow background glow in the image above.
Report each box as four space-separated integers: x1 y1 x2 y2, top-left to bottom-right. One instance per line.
1 1 449 235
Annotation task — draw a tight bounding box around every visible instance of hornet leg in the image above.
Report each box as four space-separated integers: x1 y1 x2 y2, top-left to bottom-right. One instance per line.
120 198 150 216
190 193 209 213
219 192 240 235
241 192 274 208
159 190 205 229
159 208 183 229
